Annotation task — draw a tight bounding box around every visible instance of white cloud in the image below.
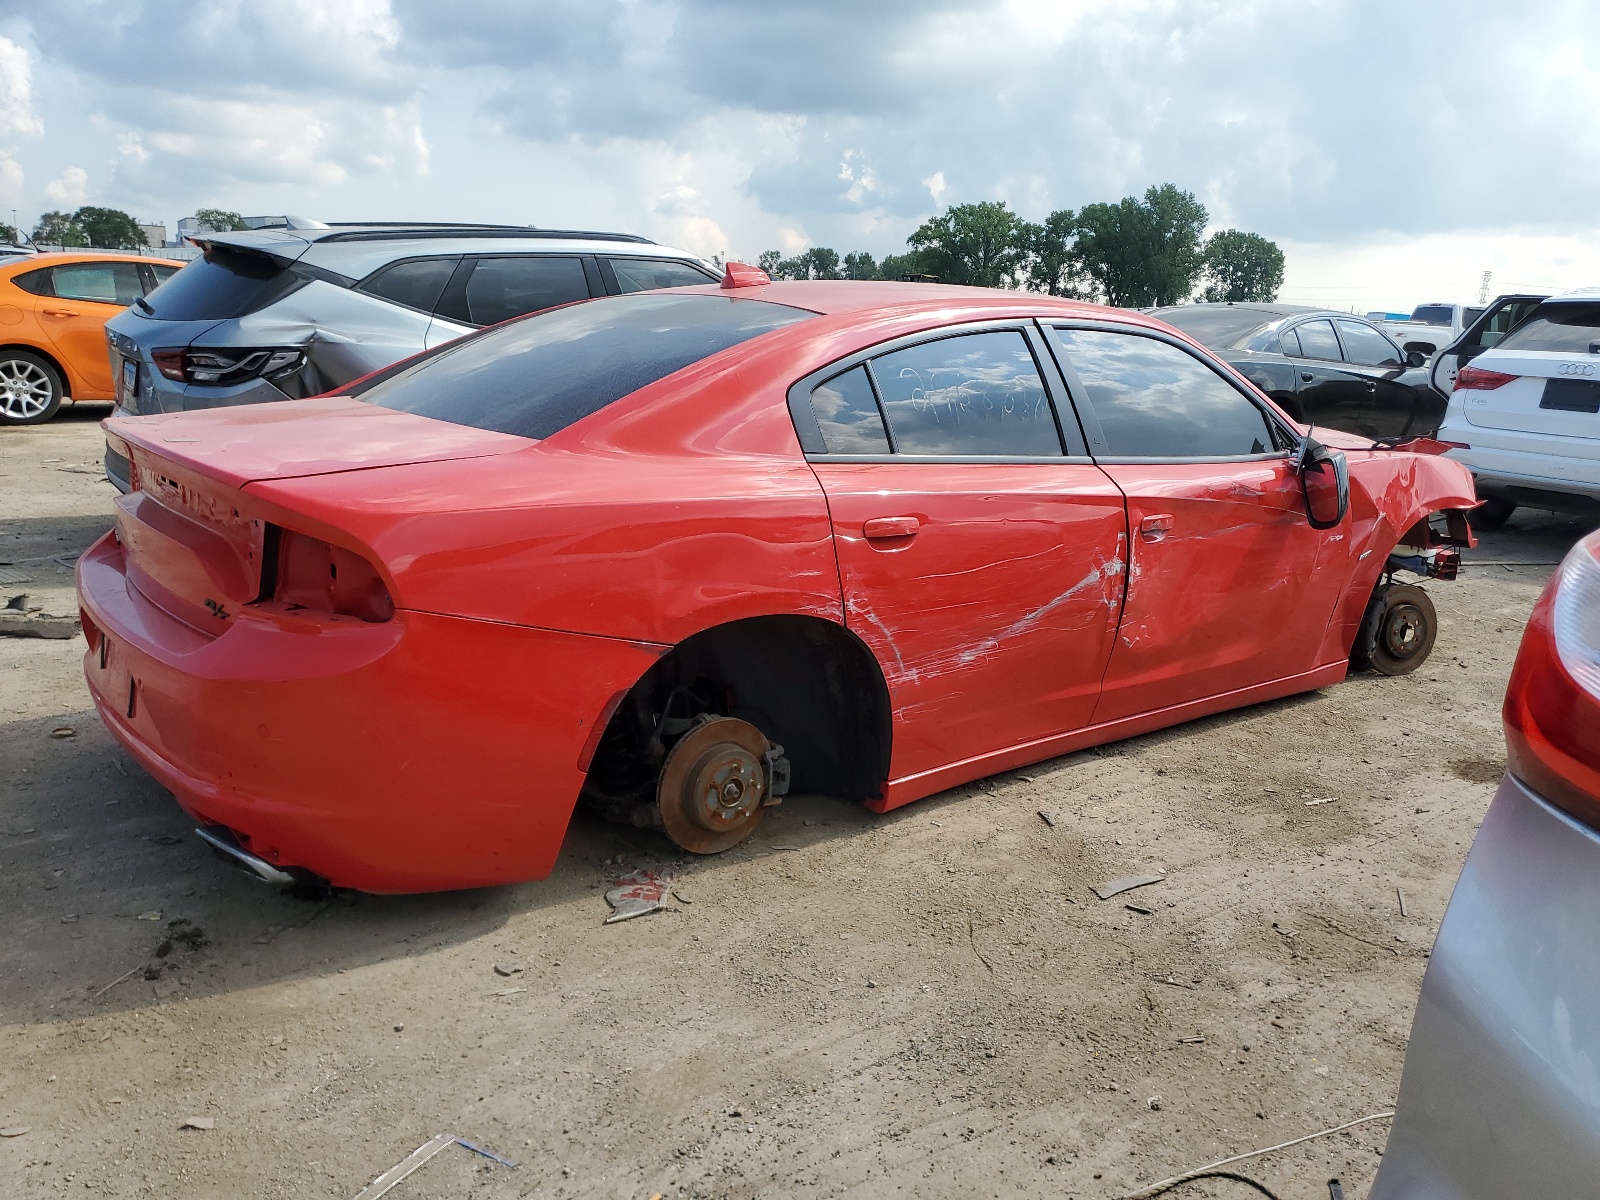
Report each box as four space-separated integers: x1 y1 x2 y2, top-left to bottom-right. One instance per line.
922 171 947 208
43 165 86 207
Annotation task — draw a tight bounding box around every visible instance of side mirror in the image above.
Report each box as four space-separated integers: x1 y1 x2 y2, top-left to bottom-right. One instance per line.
1406 350 1427 368
1296 437 1349 529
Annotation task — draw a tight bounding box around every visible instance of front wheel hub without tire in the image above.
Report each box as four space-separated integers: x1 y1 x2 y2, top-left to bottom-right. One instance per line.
657 716 773 854
1352 582 1437 676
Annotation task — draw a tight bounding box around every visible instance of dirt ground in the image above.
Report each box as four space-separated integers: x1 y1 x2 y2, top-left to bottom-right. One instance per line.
2 402 1595 1200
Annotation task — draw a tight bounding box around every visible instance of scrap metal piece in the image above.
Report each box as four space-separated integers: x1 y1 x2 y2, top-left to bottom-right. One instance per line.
1092 873 1165 901
351 1133 515 1200
604 869 674 924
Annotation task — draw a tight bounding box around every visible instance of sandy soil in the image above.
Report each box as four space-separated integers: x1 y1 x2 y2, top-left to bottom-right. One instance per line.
2 403 1594 1200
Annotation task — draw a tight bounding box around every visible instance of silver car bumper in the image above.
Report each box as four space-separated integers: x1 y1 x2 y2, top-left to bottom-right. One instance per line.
1372 774 1600 1199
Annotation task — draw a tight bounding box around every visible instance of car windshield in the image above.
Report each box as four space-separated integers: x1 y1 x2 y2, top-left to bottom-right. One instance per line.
355 292 815 439
1151 306 1277 349
140 245 303 321
1410 305 1454 326
1494 303 1600 354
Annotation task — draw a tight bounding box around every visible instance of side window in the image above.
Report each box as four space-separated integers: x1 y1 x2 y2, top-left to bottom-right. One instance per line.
869 330 1061 456
149 264 179 288
463 256 590 326
50 262 144 305
811 365 890 453
11 267 51 296
1480 300 1539 349
1288 319 1342 361
361 257 459 313
1053 327 1275 459
607 257 717 293
1335 320 1401 367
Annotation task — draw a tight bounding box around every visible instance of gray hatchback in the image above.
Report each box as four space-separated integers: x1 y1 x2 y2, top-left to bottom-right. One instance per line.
102 220 719 490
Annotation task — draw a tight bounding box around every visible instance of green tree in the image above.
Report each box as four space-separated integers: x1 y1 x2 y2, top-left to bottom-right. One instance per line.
906 200 1029 288
0 223 19 244
1200 229 1285 303
775 254 810 280
757 250 783 278
879 249 939 281
192 207 248 233
75 206 147 249
804 247 842 280
1072 184 1208 307
842 250 879 280
1022 208 1087 297
33 210 86 247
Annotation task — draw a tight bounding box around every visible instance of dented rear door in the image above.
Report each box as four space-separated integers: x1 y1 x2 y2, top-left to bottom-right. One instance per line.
796 325 1128 784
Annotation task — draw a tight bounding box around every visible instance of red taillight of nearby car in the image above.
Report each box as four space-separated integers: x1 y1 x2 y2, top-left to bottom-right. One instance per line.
1504 531 1600 823
1454 366 1520 391
270 527 395 623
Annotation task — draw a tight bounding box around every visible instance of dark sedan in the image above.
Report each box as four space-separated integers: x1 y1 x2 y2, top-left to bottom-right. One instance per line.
1150 303 1443 441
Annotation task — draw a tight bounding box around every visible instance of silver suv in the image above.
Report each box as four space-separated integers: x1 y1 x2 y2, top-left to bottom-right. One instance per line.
103 220 719 490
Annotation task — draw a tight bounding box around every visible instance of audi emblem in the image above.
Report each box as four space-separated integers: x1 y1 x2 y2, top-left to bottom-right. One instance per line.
1558 362 1597 376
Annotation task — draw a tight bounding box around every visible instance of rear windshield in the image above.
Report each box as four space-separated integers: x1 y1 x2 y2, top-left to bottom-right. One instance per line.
355 292 815 440
1150 306 1276 349
1497 303 1600 354
140 245 303 321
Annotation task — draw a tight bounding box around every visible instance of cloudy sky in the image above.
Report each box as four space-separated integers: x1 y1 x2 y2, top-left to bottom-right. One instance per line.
0 0 1595 312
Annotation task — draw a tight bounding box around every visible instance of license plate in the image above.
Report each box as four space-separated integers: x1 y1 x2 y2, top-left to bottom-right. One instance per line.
1540 377 1600 413
118 358 138 407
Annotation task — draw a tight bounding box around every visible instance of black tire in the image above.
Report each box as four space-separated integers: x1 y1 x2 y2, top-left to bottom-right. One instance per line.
1471 497 1517 532
1352 583 1437 676
0 349 65 425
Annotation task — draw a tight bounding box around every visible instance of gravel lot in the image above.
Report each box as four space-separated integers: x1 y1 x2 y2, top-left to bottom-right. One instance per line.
3 403 1595 1200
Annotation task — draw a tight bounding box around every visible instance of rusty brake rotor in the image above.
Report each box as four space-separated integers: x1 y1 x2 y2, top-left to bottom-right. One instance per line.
657 716 772 855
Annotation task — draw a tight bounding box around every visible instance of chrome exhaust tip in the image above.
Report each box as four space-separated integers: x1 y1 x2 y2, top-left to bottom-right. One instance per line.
193 825 297 885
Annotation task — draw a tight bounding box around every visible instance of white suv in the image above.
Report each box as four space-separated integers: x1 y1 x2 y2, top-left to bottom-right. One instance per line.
1438 288 1600 528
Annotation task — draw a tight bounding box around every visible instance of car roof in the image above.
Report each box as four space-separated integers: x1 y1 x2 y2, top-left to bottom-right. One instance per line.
1541 287 1600 304
1149 302 1323 320
669 279 1149 322
0 251 185 272
191 227 711 281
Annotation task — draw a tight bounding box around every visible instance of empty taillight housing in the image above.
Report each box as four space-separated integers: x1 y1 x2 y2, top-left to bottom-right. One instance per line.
1454 366 1519 391
266 527 394 623
1504 531 1600 823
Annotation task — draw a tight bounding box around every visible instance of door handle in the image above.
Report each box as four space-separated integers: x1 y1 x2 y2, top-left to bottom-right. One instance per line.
1300 371 1314 383
863 516 920 540
41 308 76 317
1139 514 1173 542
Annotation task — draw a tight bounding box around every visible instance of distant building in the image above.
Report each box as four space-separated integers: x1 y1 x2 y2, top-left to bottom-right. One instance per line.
137 221 168 249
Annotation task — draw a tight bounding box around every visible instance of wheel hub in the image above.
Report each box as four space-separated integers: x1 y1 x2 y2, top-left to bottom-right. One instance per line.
1384 605 1425 658
657 716 772 854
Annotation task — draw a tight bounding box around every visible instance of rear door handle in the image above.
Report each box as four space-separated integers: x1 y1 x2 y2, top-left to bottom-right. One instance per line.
1139 514 1172 542
41 308 76 317
863 516 920 540
1300 371 1314 383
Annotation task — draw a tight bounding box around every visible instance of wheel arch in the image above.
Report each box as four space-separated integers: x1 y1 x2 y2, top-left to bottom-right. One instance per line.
0 340 73 399
582 612 893 813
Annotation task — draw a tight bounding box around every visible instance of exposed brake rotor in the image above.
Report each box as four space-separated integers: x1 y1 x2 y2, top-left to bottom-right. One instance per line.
657 716 775 855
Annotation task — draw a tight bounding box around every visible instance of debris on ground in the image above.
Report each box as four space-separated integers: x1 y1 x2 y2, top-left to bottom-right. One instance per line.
1396 887 1409 917
0 609 79 639
136 911 162 921
1125 903 1154 915
492 963 522 977
0 1125 29 1137
603 870 674 924
178 1116 215 1130
1037 810 1057 828
1092 873 1165 900
353 1132 516 1200
91 965 142 999
49 726 74 738
1306 796 1337 807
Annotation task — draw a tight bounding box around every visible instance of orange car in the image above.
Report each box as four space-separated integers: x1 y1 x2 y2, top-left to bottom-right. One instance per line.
0 251 184 425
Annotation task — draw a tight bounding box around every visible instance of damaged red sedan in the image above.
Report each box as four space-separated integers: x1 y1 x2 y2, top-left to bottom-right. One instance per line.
77 272 1477 892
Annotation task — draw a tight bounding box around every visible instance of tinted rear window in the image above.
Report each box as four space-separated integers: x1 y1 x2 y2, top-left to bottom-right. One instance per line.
1410 305 1454 325
1150 306 1277 349
356 293 815 440
140 246 303 321
1497 303 1600 353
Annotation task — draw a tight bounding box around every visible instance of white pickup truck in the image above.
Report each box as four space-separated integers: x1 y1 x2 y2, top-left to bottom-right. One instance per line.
1366 303 1486 363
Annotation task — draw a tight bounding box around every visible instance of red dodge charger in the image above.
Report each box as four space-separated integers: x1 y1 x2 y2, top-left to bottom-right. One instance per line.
78 270 1477 892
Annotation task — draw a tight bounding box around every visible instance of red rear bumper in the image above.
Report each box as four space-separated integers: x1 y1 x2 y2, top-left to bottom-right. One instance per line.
77 532 664 892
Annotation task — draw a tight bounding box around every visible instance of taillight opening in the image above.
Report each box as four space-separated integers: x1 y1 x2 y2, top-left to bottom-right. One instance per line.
151 347 305 387
1454 366 1519 391
259 526 394 623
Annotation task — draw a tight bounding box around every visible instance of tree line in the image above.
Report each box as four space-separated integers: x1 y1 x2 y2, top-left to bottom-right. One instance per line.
758 185 1285 306
5 205 247 249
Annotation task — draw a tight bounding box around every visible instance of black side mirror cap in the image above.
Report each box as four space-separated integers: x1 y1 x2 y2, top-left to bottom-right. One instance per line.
1406 350 1427 368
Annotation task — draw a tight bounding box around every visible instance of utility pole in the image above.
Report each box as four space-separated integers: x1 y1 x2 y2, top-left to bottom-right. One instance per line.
1479 270 1492 305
